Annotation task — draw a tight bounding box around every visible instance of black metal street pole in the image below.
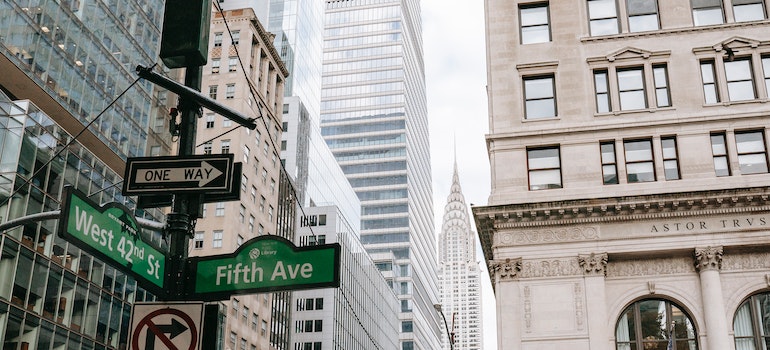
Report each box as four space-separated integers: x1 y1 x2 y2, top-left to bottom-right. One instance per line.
164 65 202 300
434 304 454 350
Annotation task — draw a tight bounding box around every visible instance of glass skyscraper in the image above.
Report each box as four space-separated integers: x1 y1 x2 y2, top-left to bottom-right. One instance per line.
320 1 440 349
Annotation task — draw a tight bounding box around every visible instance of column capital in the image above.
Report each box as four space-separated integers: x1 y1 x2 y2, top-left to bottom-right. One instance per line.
695 246 723 272
578 252 608 276
490 258 522 281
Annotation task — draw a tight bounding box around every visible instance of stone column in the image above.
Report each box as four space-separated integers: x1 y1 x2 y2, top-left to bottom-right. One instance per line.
694 246 731 350
490 258 522 349
578 253 609 350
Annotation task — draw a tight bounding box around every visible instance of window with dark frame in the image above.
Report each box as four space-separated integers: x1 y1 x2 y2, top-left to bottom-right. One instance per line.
733 292 770 349
653 65 671 107
661 136 680 180
520 3 550 44
710 132 731 176
588 0 619 36
601 141 619 184
624 139 655 183
616 299 698 349
724 58 757 101
692 0 724 26
527 146 562 190
763 56 770 94
523 75 557 119
700 60 720 103
735 130 769 174
617 67 647 110
732 0 766 22
594 70 611 113
627 0 659 32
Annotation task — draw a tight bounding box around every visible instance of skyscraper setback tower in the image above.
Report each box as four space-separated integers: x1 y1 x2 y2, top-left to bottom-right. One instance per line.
320 1 441 349
438 162 483 350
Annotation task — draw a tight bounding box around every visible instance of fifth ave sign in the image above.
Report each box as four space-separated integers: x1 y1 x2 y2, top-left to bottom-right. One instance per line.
123 154 234 195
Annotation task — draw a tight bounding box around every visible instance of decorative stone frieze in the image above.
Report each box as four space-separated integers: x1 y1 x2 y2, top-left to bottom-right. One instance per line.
520 258 582 278
495 226 599 246
721 252 770 271
694 246 723 272
578 253 608 276
606 257 695 277
489 258 522 281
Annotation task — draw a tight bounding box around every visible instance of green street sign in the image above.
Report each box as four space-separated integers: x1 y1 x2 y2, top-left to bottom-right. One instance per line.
187 236 340 301
58 186 166 295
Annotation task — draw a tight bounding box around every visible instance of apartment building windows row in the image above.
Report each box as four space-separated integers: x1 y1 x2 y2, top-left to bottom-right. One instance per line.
700 53 770 104
589 54 671 113
711 130 769 176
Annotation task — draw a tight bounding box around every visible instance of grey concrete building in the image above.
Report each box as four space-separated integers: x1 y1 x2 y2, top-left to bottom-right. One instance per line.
474 1 770 350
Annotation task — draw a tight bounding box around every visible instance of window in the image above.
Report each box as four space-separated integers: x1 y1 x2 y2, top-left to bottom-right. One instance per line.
733 0 767 21
221 140 230 154
725 58 757 101
209 85 218 100
594 70 611 113
281 140 287 151
527 146 562 190
226 83 235 99
733 291 770 349
711 132 731 176
661 136 680 180
616 299 698 350
194 231 204 249
735 130 768 174
214 32 223 47
617 67 647 110
624 139 655 182
213 230 223 248
239 204 245 223
212 59 220 74
627 0 659 32
215 202 225 216
150 146 161 156
206 114 215 128
270 179 276 194
237 235 243 247
601 141 619 184
653 65 671 107
692 0 724 25
229 57 238 72
268 206 274 222
203 141 213 155
242 306 249 323
700 60 720 103
401 321 413 332
260 196 266 212
314 320 322 332
249 215 255 232
763 56 770 94
251 313 259 330
588 0 619 36
523 75 556 119
315 298 323 310
519 3 550 44
223 118 232 127
231 30 240 45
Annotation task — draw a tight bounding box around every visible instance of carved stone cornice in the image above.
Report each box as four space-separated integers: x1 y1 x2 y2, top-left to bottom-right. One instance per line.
578 253 608 276
607 257 695 277
473 187 770 271
489 258 522 282
695 246 723 272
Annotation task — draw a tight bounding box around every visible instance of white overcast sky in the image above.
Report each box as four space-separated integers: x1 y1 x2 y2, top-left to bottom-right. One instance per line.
423 0 497 349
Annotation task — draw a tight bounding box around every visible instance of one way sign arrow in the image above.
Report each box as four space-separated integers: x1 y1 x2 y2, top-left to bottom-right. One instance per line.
123 154 235 195
135 161 224 187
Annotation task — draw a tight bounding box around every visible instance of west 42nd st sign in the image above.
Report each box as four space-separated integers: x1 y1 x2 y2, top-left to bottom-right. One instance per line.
122 154 234 195
58 186 166 295
187 236 340 301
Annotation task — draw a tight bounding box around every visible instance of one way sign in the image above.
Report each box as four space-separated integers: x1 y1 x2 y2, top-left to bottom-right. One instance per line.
129 302 203 350
123 154 234 195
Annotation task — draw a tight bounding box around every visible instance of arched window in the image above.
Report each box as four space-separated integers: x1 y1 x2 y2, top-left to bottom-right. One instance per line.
615 299 698 350
733 291 770 350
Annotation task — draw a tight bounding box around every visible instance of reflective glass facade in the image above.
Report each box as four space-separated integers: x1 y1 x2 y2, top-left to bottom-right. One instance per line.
0 0 163 158
0 94 162 350
321 0 440 349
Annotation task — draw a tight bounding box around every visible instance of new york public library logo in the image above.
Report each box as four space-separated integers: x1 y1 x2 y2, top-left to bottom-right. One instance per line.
649 215 768 233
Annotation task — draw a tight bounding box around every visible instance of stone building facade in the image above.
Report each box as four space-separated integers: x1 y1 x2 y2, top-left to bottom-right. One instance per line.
474 1 770 349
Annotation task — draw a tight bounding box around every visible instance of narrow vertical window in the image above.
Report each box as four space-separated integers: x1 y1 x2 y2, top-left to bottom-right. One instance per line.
194 232 204 249
763 56 770 96
213 32 223 47
588 0 619 36
229 57 238 72
523 75 556 119
601 141 619 184
212 59 220 74
735 130 769 174
520 3 550 44
700 60 720 104
725 58 757 101
206 114 215 128
594 70 611 113
653 65 671 107
617 67 647 110
209 85 218 99
231 30 240 45
624 139 655 182
527 146 562 190
221 139 230 154
226 83 236 99
213 230 223 248
627 0 659 32
661 136 680 180
732 0 766 22
692 0 724 25
711 133 731 176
